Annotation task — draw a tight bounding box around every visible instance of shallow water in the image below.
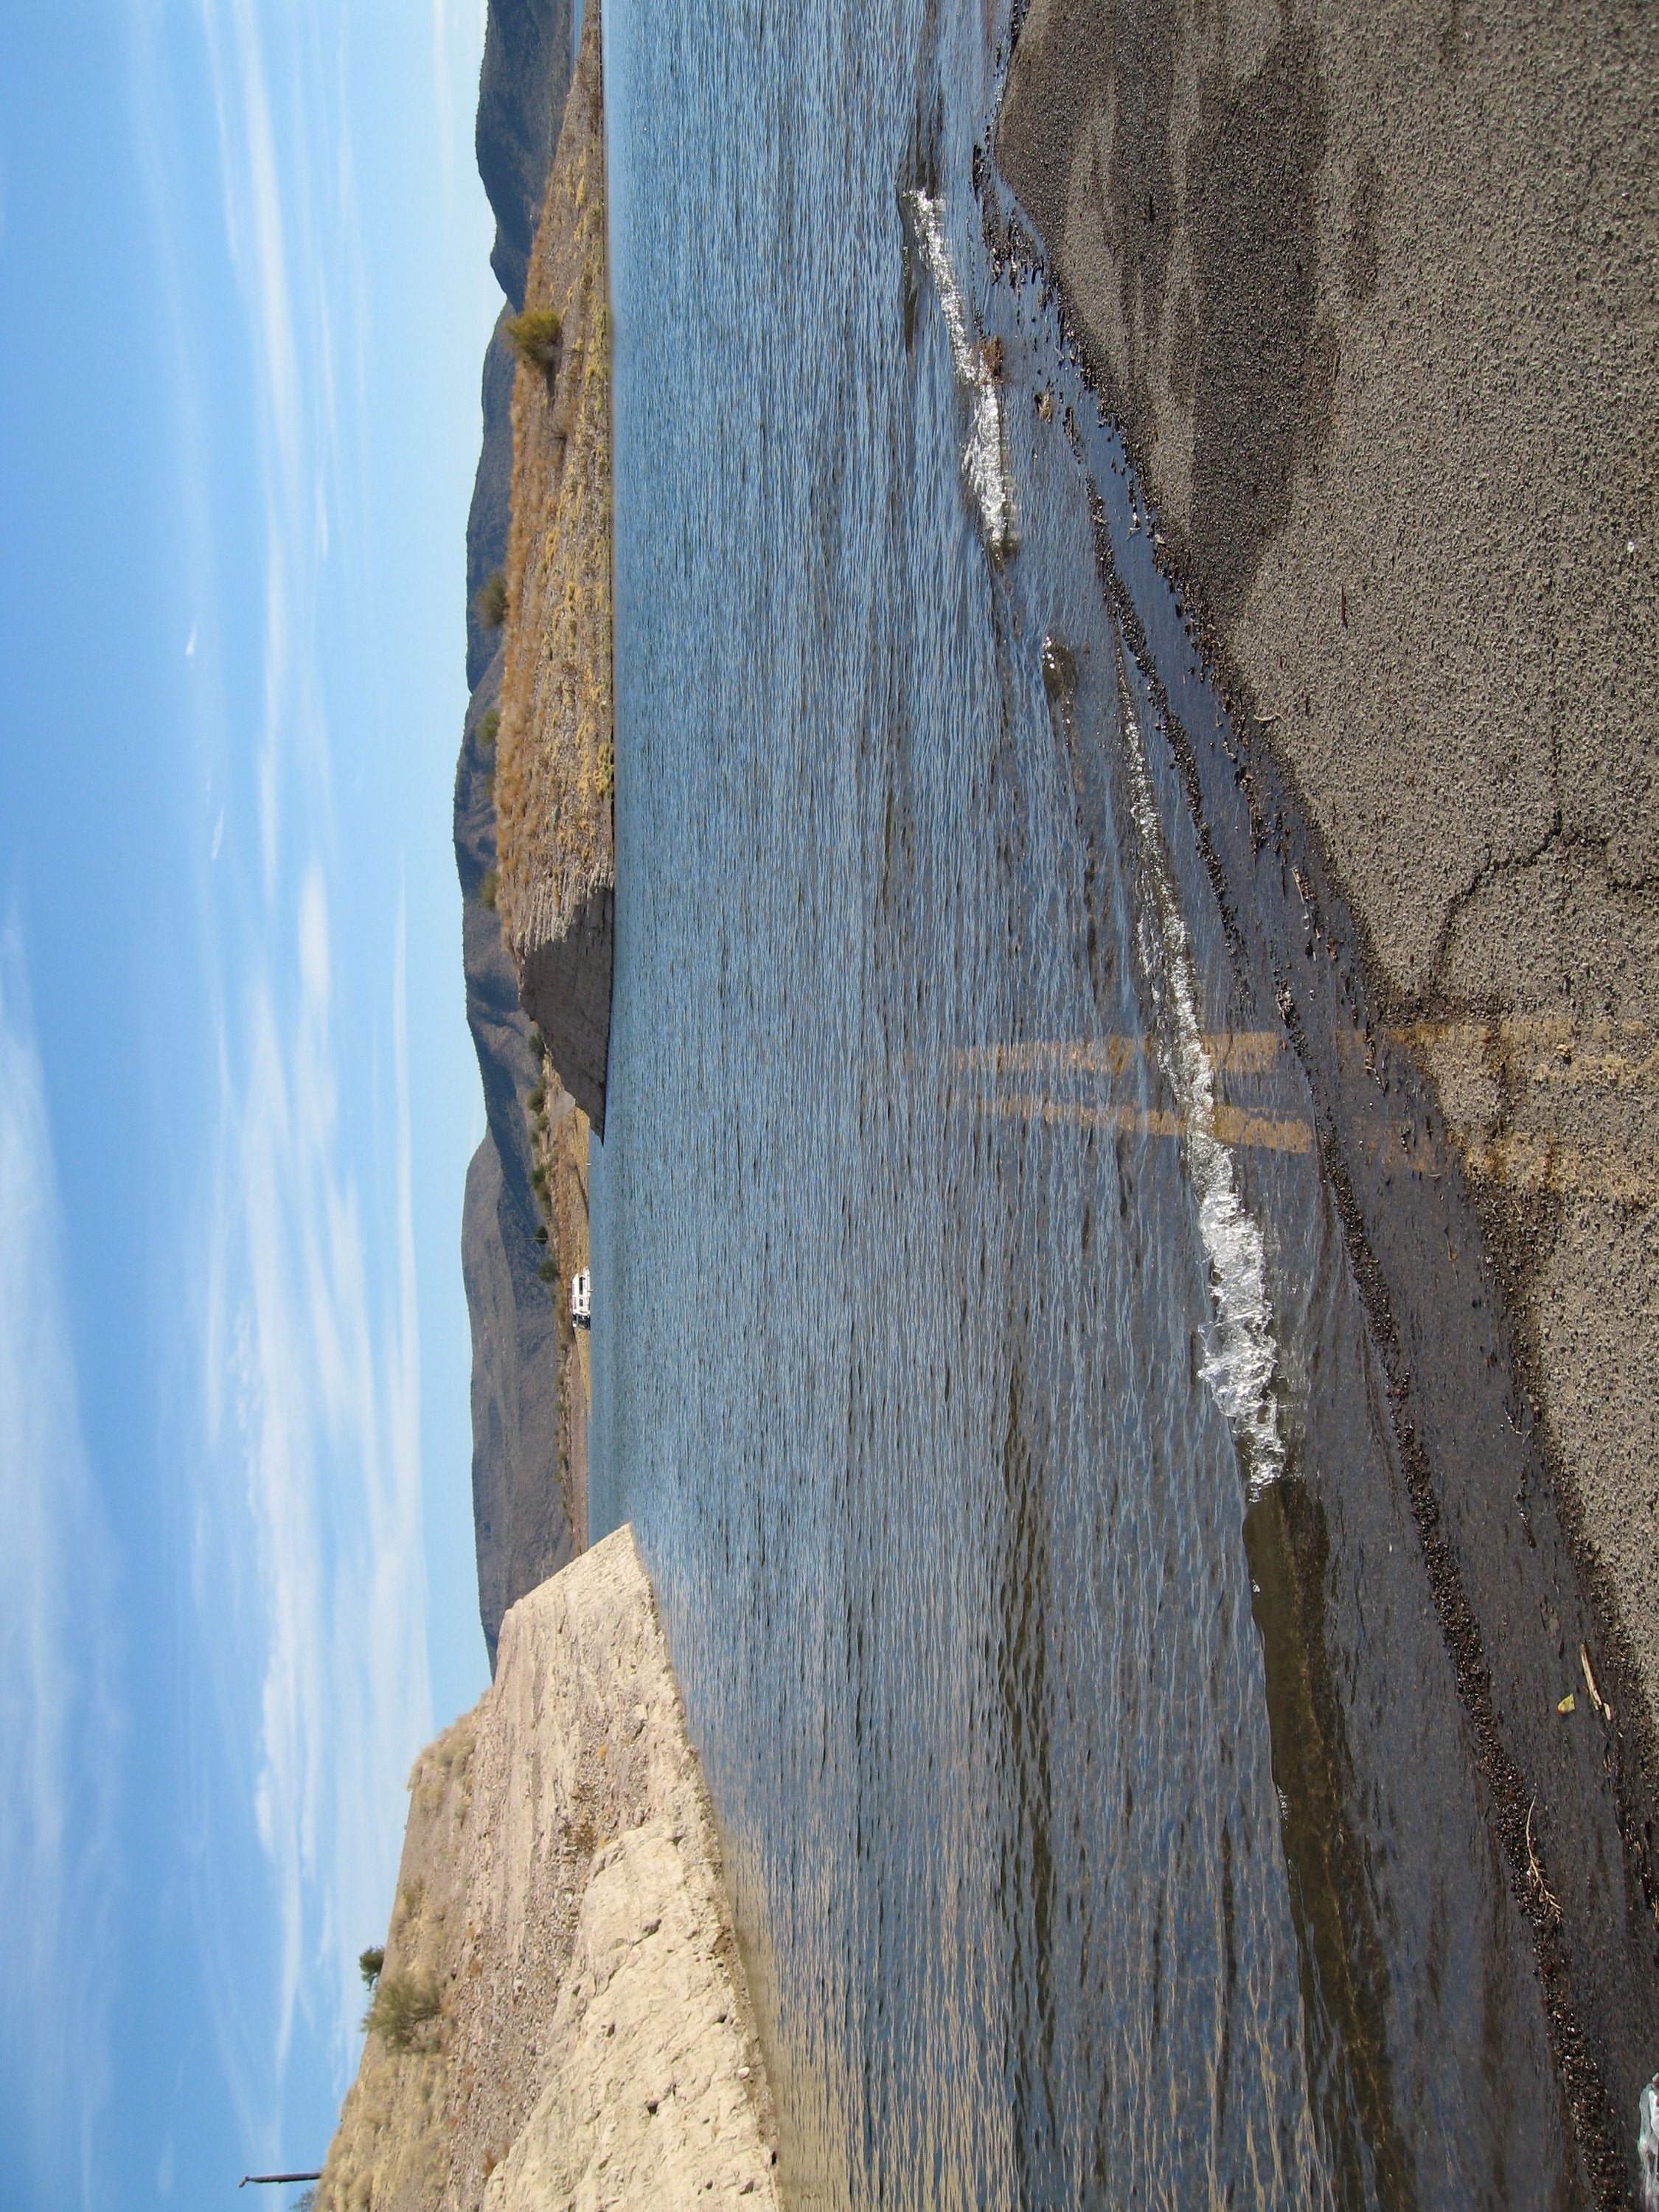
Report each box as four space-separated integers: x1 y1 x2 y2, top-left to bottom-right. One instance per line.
591 4 1579 2203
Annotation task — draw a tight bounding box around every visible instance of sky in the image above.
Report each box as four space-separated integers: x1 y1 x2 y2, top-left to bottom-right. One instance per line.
0 4 501 2204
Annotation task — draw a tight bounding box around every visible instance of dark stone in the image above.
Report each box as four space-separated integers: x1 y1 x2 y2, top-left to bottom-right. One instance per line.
518 884 613 1136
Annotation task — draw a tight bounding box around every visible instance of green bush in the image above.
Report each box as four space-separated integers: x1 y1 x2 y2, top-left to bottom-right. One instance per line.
476 570 508 629
538 1258 559 1284
479 868 498 910
505 306 562 372
535 1226 549 1245
527 1027 545 1058
363 1971 440 2053
478 707 500 751
358 1946 384 1990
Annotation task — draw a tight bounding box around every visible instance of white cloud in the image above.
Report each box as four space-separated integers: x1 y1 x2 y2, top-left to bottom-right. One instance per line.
0 919 122 2211
122 0 496 2156
191 869 432 2109
131 0 436 2143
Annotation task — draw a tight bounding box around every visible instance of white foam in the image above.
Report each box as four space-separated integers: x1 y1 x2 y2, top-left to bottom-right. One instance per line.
906 190 1015 554
1117 658 1285 1493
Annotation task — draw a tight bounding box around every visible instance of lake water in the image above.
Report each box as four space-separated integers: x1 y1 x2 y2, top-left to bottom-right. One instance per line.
591 2 1585 2202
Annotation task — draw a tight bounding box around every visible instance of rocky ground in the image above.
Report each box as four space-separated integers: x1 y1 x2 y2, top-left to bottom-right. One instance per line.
998 0 1659 1782
313 1530 779 2212
495 0 616 1135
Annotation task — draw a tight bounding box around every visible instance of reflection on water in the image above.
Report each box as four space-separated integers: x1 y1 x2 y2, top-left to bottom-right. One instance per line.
593 0 1580 2203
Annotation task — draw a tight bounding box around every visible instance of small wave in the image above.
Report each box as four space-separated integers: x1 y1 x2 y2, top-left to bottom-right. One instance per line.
1113 647 1285 1492
905 189 1015 554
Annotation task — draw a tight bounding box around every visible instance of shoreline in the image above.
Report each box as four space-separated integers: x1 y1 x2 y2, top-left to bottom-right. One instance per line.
994 3 1659 2189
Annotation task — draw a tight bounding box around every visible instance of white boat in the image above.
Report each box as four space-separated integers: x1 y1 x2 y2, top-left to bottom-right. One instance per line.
571 1266 592 1328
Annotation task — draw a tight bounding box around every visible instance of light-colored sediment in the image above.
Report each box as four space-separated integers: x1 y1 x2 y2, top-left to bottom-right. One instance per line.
315 1528 779 2212
495 0 614 1124
998 0 1659 1734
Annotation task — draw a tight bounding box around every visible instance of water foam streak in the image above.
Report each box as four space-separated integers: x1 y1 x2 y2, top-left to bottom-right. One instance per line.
906 189 1015 553
1116 650 1284 1491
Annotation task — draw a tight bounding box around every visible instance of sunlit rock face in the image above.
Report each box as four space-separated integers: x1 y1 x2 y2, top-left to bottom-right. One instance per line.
313 1530 780 2212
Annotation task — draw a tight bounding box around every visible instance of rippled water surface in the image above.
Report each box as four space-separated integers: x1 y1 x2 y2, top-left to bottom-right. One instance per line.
591 4 1577 2204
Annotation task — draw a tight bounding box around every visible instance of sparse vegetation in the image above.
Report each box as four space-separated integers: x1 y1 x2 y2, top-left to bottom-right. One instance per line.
476 570 508 629
528 1027 545 1058
358 1946 385 1990
504 305 563 371
538 1259 559 1284
478 707 500 751
535 1225 549 1245
364 1970 442 2054
479 868 499 910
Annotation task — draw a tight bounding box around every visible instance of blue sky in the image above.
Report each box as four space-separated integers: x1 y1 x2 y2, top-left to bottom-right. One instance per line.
0 4 499 2204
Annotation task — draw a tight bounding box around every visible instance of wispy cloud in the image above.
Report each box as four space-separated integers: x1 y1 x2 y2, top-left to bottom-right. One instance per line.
0 918 122 2212
128 0 437 2149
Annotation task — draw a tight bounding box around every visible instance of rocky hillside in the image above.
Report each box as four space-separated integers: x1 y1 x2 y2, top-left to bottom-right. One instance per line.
493 0 616 1135
456 0 581 1666
313 1531 779 2212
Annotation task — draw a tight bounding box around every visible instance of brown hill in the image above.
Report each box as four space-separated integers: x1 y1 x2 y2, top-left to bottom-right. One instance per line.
494 0 615 1133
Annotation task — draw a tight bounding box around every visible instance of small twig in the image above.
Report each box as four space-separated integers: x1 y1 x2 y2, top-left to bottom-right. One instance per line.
1579 1643 1607 1719
1526 1798 1560 1919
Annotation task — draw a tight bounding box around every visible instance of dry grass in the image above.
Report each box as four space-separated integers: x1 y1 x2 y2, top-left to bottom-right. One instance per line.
495 7 613 973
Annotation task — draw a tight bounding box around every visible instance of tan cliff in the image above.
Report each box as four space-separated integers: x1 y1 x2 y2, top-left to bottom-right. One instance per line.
494 0 616 1135
315 1529 779 2212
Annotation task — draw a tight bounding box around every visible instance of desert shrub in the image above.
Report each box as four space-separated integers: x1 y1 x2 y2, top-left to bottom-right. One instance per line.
364 1971 441 2053
538 1259 558 1284
479 868 498 910
529 1084 545 1111
505 305 563 371
535 1226 549 1245
476 570 508 628
530 1162 549 1192
358 1947 384 1990
527 1027 546 1059
478 707 500 751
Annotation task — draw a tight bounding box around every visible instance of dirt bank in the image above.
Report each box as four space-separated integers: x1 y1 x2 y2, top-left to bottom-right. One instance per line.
495 0 616 1134
314 1528 779 2212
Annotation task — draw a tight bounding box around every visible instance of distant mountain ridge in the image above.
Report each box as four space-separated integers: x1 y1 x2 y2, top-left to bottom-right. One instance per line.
456 0 578 1669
